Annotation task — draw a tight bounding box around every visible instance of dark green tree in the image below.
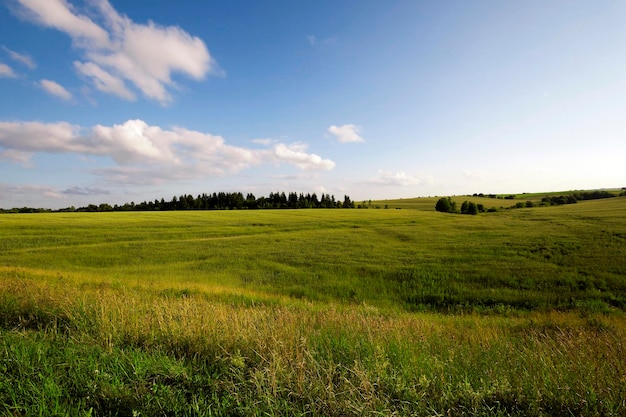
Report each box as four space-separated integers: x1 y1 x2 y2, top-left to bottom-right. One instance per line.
435 197 453 213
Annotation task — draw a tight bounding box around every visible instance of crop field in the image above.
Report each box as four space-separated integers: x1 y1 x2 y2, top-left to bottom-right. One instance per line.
1 197 625 416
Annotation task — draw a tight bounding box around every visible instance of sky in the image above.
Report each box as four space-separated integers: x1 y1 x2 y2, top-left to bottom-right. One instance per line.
1 0 625 209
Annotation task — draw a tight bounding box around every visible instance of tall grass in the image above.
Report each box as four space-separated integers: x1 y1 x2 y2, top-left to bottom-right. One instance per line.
1 271 625 416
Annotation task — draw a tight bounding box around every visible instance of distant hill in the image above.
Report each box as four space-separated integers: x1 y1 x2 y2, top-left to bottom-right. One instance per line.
369 188 625 211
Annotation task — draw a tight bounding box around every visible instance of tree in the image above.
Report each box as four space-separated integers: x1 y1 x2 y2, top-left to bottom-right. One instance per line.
435 197 453 213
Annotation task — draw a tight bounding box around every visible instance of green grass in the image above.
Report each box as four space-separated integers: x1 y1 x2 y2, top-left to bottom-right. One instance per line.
1 197 625 415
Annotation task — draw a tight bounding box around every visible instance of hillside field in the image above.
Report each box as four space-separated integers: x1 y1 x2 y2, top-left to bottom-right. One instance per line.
1 197 625 416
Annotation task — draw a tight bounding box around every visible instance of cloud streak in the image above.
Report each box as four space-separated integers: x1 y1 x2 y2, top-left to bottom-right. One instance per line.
0 63 16 78
2 46 36 69
14 0 216 104
40 79 73 100
0 119 335 185
61 186 110 196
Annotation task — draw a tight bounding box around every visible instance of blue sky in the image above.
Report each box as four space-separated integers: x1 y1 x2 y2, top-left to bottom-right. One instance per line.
1 0 625 209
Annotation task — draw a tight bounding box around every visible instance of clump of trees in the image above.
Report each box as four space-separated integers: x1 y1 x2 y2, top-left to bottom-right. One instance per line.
460 200 479 215
435 197 456 213
435 198 482 215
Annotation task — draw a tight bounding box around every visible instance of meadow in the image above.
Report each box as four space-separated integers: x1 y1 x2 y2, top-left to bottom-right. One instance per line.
1 197 625 416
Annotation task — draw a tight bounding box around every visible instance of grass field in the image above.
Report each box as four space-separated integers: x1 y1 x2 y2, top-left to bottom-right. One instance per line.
1 197 625 415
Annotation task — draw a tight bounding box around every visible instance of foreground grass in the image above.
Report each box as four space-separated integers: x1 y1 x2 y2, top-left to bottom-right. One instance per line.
1 273 625 416
1 198 625 415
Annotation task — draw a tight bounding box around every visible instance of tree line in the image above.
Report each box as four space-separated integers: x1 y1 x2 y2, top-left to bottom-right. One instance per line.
1 192 356 213
540 190 618 206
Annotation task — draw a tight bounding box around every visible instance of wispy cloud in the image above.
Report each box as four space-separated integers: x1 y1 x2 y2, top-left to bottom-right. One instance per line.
307 35 336 46
369 170 433 187
74 61 135 101
328 124 364 143
463 169 487 180
13 0 217 104
252 138 276 146
0 119 335 186
2 46 36 69
40 79 73 100
0 63 16 78
0 183 63 207
61 186 110 196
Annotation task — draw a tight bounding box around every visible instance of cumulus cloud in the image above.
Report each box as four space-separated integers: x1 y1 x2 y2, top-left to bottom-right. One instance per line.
40 79 73 100
0 63 16 78
0 119 335 185
328 124 364 143
2 46 36 69
14 0 216 104
370 170 433 187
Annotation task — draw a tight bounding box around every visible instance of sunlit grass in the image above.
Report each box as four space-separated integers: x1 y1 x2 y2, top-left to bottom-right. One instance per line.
1 197 625 415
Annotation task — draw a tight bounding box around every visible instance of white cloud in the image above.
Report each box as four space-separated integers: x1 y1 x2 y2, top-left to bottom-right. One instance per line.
0 63 16 78
370 170 433 187
0 121 82 153
2 46 36 69
74 61 136 100
40 79 73 100
0 119 335 185
271 143 335 171
15 0 110 48
14 0 216 104
328 124 364 143
307 35 316 45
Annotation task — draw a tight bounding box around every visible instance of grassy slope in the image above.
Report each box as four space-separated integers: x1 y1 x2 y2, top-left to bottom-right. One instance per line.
371 188 624 209
1 198 624 312
1 197 625 415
